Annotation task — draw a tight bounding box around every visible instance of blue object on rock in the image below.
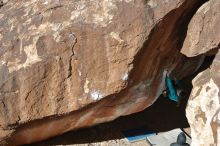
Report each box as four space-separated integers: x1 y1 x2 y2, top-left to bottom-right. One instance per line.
165 76 179 102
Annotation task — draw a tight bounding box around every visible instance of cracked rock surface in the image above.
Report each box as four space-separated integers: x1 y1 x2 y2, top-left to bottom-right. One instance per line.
0 0 217 145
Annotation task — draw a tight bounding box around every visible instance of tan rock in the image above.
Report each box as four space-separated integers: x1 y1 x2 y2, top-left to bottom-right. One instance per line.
186 50 220 146
182 0 220 145
181 0 220 57
0 0 206 145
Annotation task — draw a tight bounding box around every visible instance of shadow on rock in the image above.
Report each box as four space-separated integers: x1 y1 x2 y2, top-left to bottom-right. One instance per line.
29 92 190 146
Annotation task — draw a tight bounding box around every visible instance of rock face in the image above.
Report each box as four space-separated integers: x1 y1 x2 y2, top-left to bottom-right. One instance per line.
186 53 220 146
181 0 220 57
183 0 220 145
0 0 210 145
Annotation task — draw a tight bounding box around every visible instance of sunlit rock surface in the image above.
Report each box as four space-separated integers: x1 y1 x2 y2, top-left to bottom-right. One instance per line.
181 0 220 57
183 0 220 145
0 0 208 145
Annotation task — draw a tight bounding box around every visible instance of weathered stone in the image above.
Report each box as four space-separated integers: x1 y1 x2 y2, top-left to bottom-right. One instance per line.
183 0 220 145
181 0 220 57
186 50 220 146
0 0 206 145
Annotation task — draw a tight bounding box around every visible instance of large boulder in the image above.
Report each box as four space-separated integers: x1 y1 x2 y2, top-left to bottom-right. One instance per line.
186 52 220 146
182 0 220 145
0 0 206 145
181 0 220 57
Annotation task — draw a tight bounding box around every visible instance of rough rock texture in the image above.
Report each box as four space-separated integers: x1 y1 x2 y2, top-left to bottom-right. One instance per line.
181 0 220 57
183 0 220 145
0 0 207 145
186 53 220 146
